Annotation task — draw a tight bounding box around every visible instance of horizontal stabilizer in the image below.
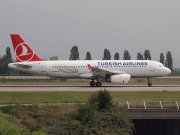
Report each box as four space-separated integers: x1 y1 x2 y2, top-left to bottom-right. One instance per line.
14 63 32 69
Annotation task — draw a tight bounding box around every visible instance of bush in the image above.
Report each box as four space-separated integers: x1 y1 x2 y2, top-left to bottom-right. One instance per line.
55 104 134 135
77 102 98 124
89 89 113 110
94 104 134 135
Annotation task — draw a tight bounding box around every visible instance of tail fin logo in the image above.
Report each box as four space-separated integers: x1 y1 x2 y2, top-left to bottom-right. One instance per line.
15 42 34 62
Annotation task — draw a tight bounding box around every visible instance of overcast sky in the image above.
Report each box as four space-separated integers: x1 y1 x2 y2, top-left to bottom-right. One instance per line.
0 0 180 67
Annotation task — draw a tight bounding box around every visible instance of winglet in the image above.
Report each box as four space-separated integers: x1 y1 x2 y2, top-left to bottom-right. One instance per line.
10 34 43 62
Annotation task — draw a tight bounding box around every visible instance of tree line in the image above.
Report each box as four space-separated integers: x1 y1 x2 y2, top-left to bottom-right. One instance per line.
0 47 14 75
0 47 29 75
0 46 173 75
68 46 173 71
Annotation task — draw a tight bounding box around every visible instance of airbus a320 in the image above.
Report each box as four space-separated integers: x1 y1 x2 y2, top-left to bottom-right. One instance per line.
8 34 171 87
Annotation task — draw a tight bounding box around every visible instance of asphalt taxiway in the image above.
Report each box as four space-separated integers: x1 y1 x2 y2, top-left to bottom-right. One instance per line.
0 85 180 91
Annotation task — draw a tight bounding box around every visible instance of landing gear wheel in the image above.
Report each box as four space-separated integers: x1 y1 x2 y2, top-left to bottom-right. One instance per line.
148 83 152 87
90 81 95 87
147 78 152 87
96 82 102 87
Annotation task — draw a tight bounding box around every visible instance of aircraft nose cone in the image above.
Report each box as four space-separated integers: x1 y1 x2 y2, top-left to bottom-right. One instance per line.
166 68 171 75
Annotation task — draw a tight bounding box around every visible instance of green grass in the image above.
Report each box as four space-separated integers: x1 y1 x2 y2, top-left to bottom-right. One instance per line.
0 112 29 135
0 91 180 105
0 103 133 134
0 111 49 135
170 72 180 76
0 92 91 104
0 104 75 134
112 91 180 101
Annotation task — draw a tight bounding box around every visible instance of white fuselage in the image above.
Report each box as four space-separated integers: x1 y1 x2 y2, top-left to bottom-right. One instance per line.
8 60 171 80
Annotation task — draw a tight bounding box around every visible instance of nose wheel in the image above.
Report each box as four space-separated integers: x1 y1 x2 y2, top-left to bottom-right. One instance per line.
147 78 152 87
148 83 152 87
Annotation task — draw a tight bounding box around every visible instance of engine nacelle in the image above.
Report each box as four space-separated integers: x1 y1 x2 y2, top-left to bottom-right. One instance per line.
110 74 131 83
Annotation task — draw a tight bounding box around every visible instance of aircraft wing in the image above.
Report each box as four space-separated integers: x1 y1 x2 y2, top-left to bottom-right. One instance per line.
88 64 126 76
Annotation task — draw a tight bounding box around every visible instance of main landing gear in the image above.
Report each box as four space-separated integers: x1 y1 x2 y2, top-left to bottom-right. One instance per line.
147 78 152 87
90 78 153 87
90 80 102 87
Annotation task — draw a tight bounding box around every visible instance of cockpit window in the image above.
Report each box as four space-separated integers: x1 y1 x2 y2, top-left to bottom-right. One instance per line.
159 64 164 67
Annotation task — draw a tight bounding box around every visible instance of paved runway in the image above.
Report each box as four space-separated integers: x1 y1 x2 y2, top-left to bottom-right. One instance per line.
0 85 180 91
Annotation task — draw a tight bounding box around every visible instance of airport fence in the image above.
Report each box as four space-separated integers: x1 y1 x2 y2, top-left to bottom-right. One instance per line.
118 101 180 109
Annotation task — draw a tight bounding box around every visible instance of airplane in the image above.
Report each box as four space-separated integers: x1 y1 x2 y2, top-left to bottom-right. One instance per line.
8 34 171 87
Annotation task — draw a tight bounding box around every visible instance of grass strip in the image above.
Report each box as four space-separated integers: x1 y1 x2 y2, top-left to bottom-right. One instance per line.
0 91 180 104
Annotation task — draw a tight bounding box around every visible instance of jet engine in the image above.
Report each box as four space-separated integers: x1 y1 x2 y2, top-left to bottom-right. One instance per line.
110 74 131 83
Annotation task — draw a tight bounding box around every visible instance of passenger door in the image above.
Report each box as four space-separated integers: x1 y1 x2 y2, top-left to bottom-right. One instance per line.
41 62 46 72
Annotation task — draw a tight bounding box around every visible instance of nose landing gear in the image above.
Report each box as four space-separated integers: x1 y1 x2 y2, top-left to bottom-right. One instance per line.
147 78 152 87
